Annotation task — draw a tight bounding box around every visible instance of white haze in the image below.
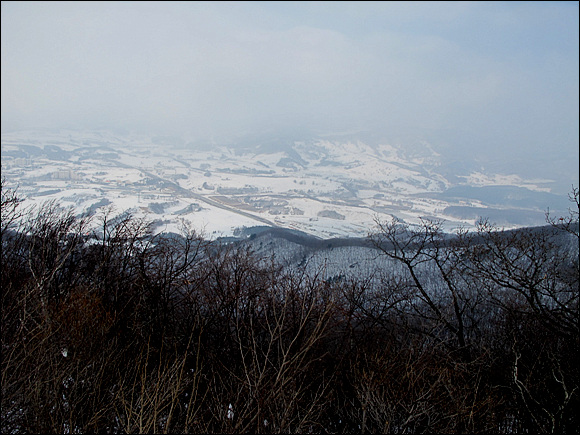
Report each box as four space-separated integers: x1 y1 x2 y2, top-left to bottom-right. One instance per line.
1 1 578 193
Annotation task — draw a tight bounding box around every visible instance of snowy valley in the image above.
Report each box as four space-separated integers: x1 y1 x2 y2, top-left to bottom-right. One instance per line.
1 129 569 240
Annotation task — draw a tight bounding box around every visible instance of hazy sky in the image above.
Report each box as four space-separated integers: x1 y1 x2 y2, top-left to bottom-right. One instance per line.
1 1 579 188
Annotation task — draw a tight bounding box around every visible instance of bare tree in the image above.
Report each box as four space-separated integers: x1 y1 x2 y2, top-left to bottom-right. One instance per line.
470 217 578 339
369 217 479 360
1 177 24 238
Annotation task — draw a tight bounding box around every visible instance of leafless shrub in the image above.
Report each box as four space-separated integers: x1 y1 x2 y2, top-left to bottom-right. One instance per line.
2 183 578 433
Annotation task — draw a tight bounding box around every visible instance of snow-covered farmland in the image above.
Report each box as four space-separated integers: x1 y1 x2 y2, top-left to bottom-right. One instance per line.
2 129 566 239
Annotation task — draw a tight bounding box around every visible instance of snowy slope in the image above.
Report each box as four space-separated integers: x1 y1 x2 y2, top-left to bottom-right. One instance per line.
1 129 568 239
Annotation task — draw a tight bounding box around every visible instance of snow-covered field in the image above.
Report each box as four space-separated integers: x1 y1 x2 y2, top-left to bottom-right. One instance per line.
1 129 564 239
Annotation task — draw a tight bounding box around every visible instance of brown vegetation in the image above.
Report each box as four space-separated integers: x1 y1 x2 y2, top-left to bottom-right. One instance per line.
2 178 578 433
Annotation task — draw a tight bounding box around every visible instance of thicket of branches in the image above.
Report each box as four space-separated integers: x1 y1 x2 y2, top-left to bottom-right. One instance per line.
2 178 578 434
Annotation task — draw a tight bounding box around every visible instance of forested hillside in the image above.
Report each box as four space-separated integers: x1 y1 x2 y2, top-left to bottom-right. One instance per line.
2 179 578 433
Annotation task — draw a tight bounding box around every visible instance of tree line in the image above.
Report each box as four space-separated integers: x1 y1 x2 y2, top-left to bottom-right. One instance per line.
1 178 578 433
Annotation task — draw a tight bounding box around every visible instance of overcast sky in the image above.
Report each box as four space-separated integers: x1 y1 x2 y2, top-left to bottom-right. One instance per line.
1 1 578 189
